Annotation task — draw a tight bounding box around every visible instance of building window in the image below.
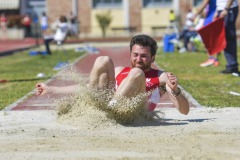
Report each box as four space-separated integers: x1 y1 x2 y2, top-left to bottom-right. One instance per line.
93 0 122 8
194 0 202 6
0 0 20 10
143 0 172 8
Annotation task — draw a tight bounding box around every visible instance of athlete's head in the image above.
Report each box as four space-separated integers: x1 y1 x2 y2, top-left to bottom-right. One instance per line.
130 34 158 57
130 34 158 71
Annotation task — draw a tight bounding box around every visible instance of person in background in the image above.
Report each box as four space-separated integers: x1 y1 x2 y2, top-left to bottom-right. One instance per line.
40 12 48 35
69 11 78 38
169 9 176 23
214 0 239 77
177 9 207 53
0 13 7 39
193 0 220 67
22 14 32 38
177 9 195 53
43 15 68 55
186 12 205 52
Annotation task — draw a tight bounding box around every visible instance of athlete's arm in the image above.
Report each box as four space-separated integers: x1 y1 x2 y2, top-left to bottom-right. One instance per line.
35 83 81 95
159 72 190 115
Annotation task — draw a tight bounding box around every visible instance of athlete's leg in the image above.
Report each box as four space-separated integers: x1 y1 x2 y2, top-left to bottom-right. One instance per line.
115 68 146 98
89 56 115 89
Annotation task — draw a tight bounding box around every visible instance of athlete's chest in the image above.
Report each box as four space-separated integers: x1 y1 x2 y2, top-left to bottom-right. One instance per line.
116 68 160 91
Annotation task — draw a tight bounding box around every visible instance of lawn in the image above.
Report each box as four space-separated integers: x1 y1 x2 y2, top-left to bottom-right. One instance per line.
156 50 240 107
0 49 84 110
0 46 239 110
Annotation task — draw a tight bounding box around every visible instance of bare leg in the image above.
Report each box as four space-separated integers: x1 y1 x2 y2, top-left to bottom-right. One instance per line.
89 56 115 89
115 68 146 98
108 68 147 111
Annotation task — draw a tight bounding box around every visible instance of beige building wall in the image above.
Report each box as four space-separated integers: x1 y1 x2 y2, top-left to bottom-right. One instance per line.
142 8 170 34
129 0 142 32
78 0 91 34
46 0 240 38
47 0 72 23
45 0 191 37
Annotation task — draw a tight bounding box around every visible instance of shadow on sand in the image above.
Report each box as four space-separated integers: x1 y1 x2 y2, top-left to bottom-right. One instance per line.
127 118 212 127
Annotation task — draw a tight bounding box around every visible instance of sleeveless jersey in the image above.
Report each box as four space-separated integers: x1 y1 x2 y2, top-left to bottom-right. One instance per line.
115 67 161 111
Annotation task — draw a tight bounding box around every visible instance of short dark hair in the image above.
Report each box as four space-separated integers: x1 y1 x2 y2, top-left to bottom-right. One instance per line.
59 15 67 23
130 34 158 56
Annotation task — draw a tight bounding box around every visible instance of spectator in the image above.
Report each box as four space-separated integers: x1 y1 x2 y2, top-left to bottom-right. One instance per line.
69 11 78 37
187 12 205 51
40 12 48 35
182 9 194 36
173 9 194 53
32 13 40 42
169 9 176 23
193 0 220 67
22 14 32 38
177 9 199 53
214 0 239 76
0 13 7 39
43 15 68 54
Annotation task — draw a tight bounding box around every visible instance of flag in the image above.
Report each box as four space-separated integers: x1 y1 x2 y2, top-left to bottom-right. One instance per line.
197 18 226 55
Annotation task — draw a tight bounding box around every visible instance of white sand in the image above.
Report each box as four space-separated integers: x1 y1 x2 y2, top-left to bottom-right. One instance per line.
1 69 239 159
0 107 240 160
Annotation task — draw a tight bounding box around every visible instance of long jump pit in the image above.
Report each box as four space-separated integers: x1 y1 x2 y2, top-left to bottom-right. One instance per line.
0 46 240 160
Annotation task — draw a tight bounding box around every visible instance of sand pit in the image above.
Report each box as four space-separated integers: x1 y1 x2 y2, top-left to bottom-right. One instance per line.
1 67 240 160
0 106 240 160
1 67 239 159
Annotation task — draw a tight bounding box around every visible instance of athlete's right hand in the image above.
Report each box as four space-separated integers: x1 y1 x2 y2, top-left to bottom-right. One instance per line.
166 72 178 91
35 83 49 95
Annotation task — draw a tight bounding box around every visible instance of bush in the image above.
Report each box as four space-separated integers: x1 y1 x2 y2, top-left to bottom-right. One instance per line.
96 11 112 38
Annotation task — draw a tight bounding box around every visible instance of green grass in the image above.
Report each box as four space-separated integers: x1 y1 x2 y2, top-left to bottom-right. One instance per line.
156 50 240 107
0 48 84 110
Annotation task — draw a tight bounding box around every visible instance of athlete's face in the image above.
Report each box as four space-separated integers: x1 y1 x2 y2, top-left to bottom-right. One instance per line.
130 44 155 71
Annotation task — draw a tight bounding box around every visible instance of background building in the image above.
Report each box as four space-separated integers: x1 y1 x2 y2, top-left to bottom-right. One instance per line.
46 0 240 38
0 0 20 14
1 0 240 39
20 0 46 22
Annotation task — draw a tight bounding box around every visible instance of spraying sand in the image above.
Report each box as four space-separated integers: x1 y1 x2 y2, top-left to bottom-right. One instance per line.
0 67 240 159
55 66 154 125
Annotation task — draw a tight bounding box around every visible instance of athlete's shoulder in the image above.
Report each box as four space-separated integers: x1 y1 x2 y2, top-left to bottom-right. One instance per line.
158 71 168 83
157 70 165 77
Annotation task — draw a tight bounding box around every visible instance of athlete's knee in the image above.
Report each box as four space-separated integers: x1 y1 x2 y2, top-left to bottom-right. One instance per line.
128 68 145 80
95 56 112 66
92 56 114 75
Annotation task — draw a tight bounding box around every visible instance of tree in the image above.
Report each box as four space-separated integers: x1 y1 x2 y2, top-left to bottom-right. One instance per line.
96 11 112 38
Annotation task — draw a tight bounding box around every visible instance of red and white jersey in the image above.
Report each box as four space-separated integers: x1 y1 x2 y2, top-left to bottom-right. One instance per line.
115 67 161 111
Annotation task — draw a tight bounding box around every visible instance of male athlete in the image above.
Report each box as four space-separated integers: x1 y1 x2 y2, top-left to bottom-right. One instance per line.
36 34 189 114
